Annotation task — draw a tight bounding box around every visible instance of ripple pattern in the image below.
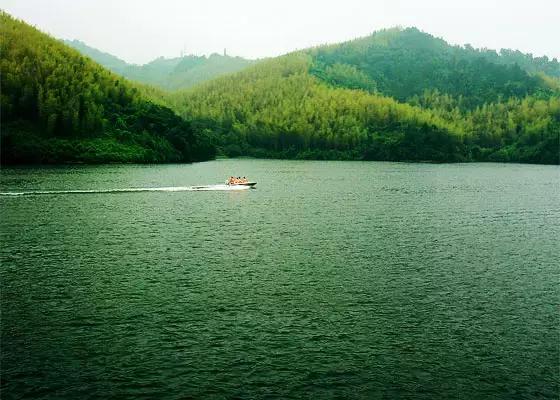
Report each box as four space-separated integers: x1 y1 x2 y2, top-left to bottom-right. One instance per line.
1 161 559 399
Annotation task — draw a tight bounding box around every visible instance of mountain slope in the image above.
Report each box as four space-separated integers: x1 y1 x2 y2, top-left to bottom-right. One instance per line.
308 27 558 108
170 30 559 164
172 54 468 162
1 13 214 164
65 40 255 91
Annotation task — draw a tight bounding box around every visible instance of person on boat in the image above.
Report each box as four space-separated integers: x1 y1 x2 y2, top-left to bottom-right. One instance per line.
227 176 251 185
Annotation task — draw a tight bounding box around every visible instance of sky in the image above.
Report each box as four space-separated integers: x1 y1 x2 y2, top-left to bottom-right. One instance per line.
1 0 559 65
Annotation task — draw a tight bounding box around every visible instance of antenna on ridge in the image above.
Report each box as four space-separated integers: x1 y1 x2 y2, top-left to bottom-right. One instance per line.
224 48 227 57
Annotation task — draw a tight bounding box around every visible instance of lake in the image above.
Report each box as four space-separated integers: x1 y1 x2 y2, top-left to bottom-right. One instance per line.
1 160 558 399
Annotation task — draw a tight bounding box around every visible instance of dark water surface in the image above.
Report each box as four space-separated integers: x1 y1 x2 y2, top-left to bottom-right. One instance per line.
1 160 559 399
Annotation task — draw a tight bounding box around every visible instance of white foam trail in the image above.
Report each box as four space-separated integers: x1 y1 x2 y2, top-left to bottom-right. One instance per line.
0 184 251 196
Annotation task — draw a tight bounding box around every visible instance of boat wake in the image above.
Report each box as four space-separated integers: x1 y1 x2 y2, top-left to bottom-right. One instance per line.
0 184 251 196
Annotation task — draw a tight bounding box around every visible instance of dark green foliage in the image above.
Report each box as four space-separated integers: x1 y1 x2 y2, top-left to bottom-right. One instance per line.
409 90 560 164
308 28 556 109
363 125 466 163
1 13 215 164
65 40 255 91
476 48 560 78
465 97 560 164
1 121 172 164
310 62 377 92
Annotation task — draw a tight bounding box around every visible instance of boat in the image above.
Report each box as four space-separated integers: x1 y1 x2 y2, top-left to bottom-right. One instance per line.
226 178 257 188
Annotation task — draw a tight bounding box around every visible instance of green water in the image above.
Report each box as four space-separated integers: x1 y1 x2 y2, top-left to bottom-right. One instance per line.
1 160 558 399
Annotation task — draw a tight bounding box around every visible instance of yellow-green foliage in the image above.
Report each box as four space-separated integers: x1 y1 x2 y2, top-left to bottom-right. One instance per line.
171 53 465 161
169 48 558 163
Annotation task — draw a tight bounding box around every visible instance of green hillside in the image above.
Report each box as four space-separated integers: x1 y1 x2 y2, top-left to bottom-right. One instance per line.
170 29 559 164
1 13 214 164
171 54 468 162
308 28 558 108
65 40 255 91
2 15 558 165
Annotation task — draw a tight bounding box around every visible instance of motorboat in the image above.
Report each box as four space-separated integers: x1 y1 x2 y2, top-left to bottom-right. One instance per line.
226 178 257 188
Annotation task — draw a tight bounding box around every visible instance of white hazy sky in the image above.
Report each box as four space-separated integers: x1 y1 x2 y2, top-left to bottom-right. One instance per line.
1 0 558 64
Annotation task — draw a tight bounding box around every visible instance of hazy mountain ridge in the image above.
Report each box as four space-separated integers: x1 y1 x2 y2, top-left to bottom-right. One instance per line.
64 39 130 71
65 40 255 91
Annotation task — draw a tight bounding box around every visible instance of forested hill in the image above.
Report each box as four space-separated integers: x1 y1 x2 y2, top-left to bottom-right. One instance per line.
172 55 471 162
0 13 214 164
65 40 255 91
308 27 559 108
2 15 558 165
171 29 559 164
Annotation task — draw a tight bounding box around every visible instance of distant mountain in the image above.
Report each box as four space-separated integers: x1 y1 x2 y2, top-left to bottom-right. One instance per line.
170 28 559 164
65 40 255 91
1 13 214 164
166 54 256 90
64 39 130 71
